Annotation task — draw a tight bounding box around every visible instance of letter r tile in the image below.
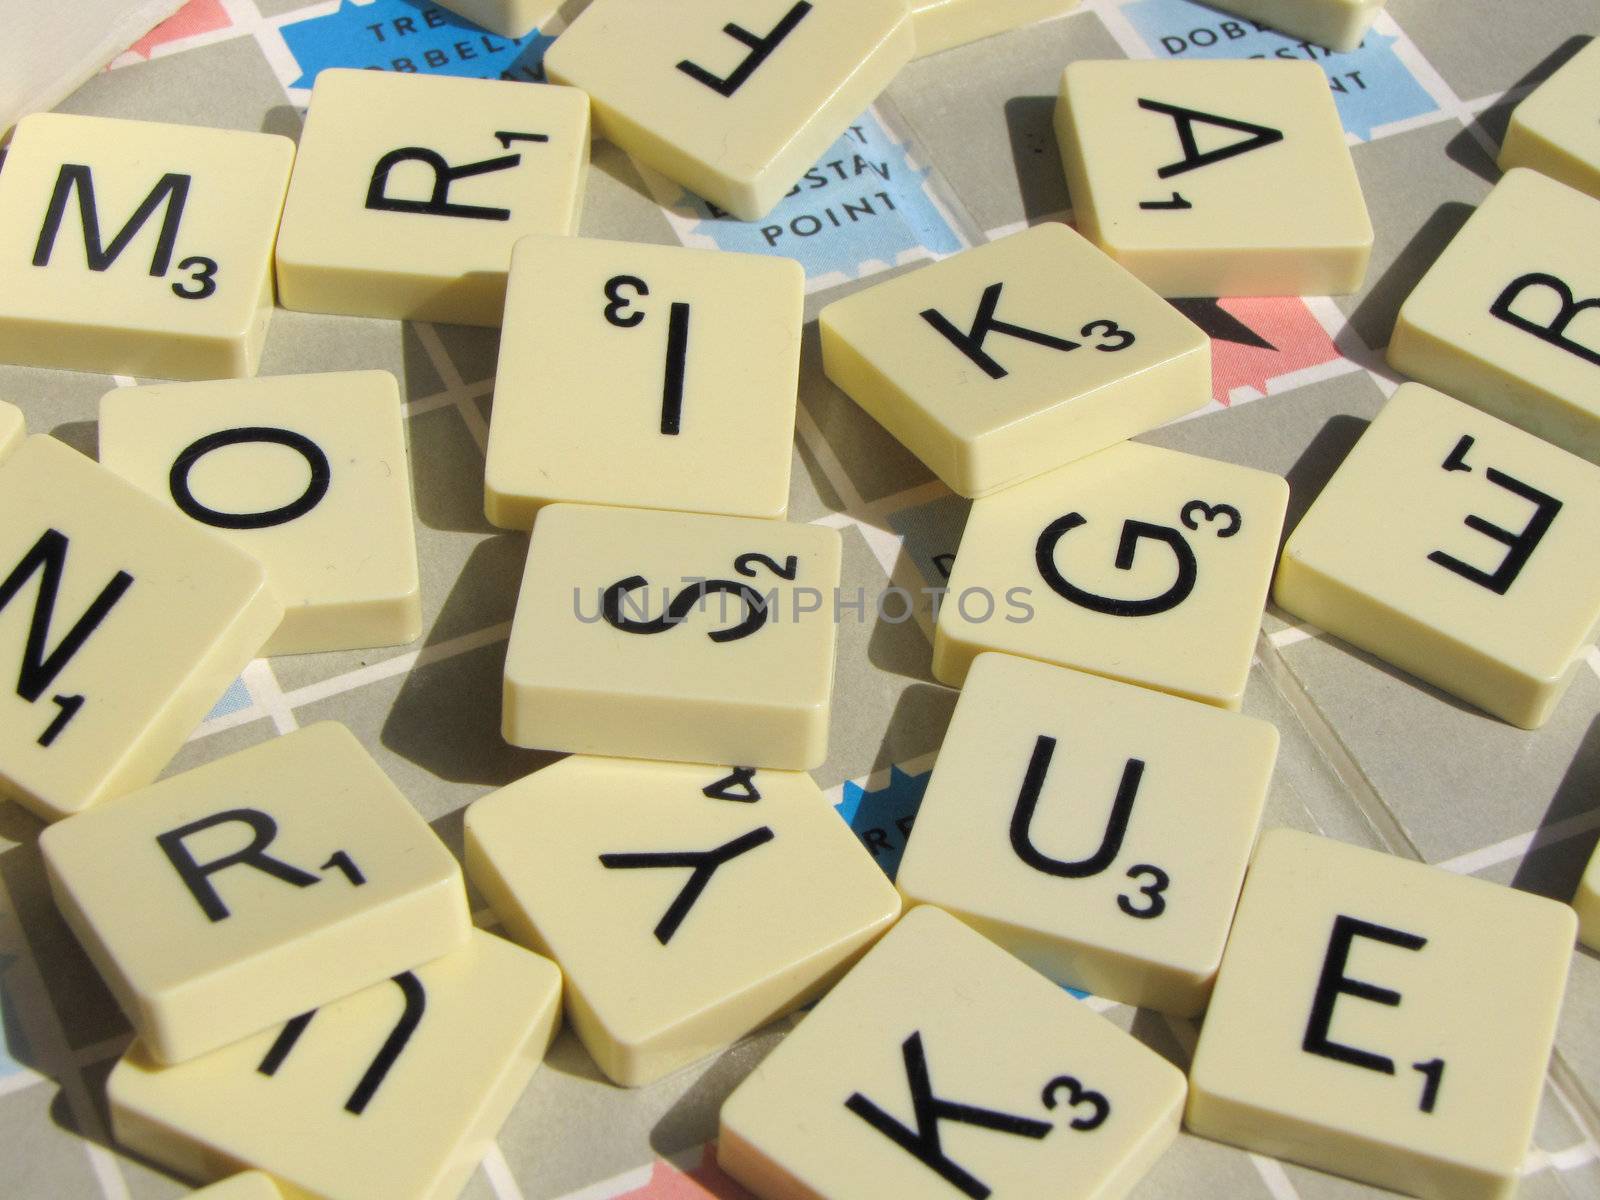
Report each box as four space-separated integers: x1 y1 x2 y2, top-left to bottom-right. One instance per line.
1189 829 1574 1200
40 723 469 1064
1390 169 1600 466
275 69 589 327
1275 382 1600 728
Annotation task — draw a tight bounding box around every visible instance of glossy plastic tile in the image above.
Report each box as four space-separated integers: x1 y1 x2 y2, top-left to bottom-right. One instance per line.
100 372 421 657
934 440 1288 709
0 400 24 463
0 435 281 822
1056 59 1372 296
465 756 899 1085
486 235 802 527
503 504 842 768
820 223 1210 497
1203 0 1385 53
1275 382 1600 728
108 929 561 1200
1189 829 1575 1200
41 722 469 1063
434 0 560 39
719 905 1187 1200
897 653 1276 1015
1575 839 1600 952
186 1171 282 1199
276 69 588 326
545 0 914 220
1498 36 1600 202
910 0 1074 57
1389 169 1600 465
0 113 292 379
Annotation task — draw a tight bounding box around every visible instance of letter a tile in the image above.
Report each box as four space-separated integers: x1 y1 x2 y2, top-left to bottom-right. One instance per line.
503 504 842 768
1389 169 1600 465
0 113 293 379
1189 830 1574 1200
821 223 1210 497
719 905 1186 1200
276 70 588 327
0 436 282 822
545 0 914 221
108 930 560 1200
465 757 899 1086
99 372 422 657
1056 60 1372 297
1275 383 1600 728
41 723 468 1064
935 440 1288 709
898 654 1276 1015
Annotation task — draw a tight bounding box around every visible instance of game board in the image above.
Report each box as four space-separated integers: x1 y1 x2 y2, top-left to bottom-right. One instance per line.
2 1 1598 1197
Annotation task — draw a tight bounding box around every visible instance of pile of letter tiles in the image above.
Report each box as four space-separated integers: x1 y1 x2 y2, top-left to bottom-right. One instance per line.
1 0 1599 1198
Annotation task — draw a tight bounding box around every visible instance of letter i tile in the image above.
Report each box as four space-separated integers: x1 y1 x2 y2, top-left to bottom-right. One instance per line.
1188 829 1574 1200
41 723 469 1064
719 905 1186 1200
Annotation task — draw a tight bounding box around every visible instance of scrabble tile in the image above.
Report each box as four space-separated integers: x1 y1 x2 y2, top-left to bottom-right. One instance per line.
0 436 281 822
820 223 1210 498
465 756 899 1086
40 722 469 1064
1498 37 1600 203
1576 840 1600 953
434 0 559 39
188 1172 282 1200
108 929 561 1200
485 236 803 528
719 905 1186 1200
99 372 422 657
275 69 589 327
1388 169 1600 465
544 0 915 221
0 401 25 464
1188 829 1575 1200
0 113 292 379
503 504 842 768
897 654 1276 1016
1202 0 1385 54
934 440 1288 708
1275 382 1600 729
1055 60 1372 297
910 0 1074 57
